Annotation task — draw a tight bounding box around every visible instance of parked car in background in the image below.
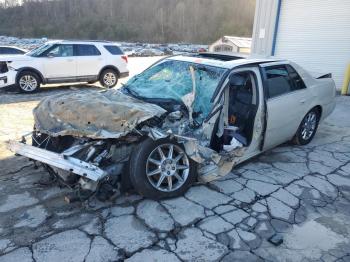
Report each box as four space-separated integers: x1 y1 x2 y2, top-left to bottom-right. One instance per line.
158 46 173 55
0 40 129 93
151 49 165 56
0 46 27 55
122 47 136 57
8 53 336 200
134 48 165 57
197 47 208 53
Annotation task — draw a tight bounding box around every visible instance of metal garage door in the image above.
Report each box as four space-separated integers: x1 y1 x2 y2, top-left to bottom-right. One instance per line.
274 0 350 89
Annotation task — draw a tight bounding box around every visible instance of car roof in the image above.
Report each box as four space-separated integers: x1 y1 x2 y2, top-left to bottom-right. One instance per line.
0 45 27 50
168 52 286 69
46 40 115 45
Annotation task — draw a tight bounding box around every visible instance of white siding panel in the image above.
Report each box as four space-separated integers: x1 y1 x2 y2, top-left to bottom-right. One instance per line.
275 0 350 89
251 0 279 55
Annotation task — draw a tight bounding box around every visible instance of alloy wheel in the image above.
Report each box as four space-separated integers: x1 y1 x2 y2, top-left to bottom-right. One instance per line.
103 72 116 87
19 75 38 92
301 111 317 140
146 144 190 192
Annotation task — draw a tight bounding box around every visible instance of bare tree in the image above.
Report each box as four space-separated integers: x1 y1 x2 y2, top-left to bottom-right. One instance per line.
0 0 256 44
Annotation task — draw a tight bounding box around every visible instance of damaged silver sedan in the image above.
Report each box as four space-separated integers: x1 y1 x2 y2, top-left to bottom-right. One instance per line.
8 53 336 200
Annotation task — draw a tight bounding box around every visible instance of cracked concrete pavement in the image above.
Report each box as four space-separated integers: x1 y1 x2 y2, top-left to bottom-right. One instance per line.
1 57 350 261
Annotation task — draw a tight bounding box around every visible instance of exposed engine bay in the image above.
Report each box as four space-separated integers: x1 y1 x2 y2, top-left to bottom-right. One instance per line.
18 88 244 201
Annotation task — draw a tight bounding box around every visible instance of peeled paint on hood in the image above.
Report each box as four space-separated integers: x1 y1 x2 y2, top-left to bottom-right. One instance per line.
33 90 167 139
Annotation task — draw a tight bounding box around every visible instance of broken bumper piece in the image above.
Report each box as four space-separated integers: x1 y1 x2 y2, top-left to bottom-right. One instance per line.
7 140 108 181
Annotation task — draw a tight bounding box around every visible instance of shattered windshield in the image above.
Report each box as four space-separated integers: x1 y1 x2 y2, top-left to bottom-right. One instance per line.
124 59 227 122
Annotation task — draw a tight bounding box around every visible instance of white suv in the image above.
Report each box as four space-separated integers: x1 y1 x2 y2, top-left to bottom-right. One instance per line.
0 40 129 93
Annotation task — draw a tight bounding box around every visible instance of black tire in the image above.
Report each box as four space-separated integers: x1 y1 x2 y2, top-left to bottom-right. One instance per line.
129 138 197 199
293 108 320 145
16 71 41 93
99 69 118 88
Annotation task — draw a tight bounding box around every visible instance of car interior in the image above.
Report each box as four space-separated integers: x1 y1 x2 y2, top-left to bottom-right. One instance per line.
210 71 259 152
228 71 257 142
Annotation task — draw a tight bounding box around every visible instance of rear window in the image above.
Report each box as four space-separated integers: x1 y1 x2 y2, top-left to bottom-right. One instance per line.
286 65 306 90
104 45 123 55
75 44 101 56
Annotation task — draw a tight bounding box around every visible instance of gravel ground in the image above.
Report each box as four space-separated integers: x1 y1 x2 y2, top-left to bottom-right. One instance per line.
0 57 350 262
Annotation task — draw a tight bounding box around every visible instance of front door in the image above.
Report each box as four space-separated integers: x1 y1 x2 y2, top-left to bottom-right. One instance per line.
224 67 265 158
42 44 76 79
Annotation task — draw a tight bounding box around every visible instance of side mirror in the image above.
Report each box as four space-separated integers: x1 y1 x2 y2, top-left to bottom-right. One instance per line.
47 53 55 58
229 74 246 87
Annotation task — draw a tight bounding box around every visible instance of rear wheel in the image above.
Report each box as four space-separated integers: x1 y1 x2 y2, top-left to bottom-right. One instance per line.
129 138 197 199
293 108 320 145
17 71 40 93
99 69 118 88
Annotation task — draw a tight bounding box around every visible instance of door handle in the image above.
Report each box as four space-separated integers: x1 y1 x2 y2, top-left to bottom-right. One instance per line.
67 59 74 62
300 99 306 104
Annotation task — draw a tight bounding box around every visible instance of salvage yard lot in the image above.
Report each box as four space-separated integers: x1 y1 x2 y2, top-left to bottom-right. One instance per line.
0 57 350 262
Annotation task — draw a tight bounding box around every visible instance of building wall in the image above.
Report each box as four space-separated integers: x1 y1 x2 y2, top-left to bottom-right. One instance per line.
238 47 251 54
213 44 238 53
209 39 238 52
251 0 279 56
252 0 350 89
274 0 350 89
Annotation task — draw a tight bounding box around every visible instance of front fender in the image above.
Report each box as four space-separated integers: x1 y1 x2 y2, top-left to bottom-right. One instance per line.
15 67 45 83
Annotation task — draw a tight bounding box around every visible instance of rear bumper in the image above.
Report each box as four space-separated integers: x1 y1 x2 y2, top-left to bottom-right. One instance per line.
0 70 16 88
7 140 107 181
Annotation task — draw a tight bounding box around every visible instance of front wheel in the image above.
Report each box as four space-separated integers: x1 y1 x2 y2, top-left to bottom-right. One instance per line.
129 138 197 199
293 108 320 145
17 71 40 93
99 69 118 88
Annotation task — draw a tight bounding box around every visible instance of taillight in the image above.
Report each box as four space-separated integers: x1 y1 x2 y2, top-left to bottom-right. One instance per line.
121 55 128 63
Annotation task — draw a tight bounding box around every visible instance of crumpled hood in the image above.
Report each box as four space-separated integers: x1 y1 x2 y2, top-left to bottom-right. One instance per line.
33 90 167 139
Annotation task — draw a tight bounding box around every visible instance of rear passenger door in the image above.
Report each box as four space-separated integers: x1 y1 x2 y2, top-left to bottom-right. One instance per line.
75 44 103 78
260 63 310 150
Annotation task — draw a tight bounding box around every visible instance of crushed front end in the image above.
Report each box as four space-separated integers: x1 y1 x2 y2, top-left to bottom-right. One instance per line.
7 58 248 201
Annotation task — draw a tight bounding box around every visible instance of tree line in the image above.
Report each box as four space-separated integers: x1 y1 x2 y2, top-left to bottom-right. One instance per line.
0 0 256 44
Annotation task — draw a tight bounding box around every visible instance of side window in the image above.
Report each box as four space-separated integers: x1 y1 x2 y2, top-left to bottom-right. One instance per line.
0 47 19 54
104 45 123 55
47 44 74 57
286 65 306 90
8 48 24 54
264 65 293 98
12 49 25 54
75 45 101 56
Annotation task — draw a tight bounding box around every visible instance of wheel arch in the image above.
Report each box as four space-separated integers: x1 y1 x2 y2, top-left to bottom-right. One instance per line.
98 66 120 78
16 67 45 84
297 105 323 129
313 105 323 118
